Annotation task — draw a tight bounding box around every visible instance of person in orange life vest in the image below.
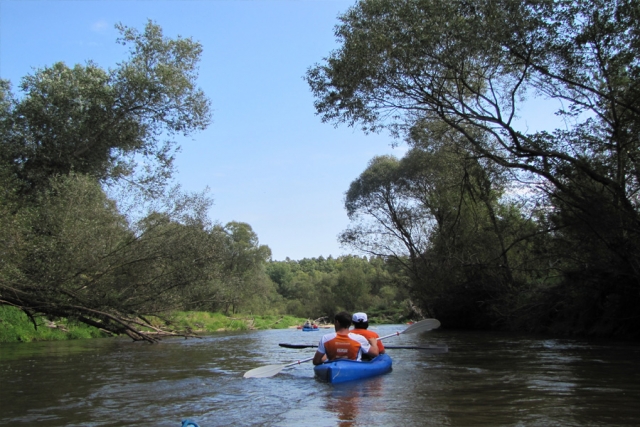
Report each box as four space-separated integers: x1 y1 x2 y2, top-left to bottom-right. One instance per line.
312 311 379 365
349 312 384 360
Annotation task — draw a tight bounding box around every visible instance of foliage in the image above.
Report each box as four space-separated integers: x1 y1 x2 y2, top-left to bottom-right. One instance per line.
0 306 305 343
0 173 231 341
307 0 640 337
211 222 275 315
0 306 109 343
0 21 235 342
2 20 210 196
266 255 415 322
340 141 541 327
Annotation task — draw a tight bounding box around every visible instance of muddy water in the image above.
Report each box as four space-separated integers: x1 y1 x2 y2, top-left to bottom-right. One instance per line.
1 326 639 426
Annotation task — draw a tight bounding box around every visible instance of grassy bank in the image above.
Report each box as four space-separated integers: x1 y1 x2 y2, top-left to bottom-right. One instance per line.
0 306 306 343
166 311 305 333
0 306 110 343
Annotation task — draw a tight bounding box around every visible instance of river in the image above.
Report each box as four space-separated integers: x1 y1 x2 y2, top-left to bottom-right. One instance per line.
1 325 639 426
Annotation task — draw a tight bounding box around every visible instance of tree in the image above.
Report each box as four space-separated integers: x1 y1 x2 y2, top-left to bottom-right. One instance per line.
0 21 216 341
340 142 532 324
2 20 211 195
334 258 370 311
266 262 295 298
215 222 273 315
308 0 640 336
0 174 226 341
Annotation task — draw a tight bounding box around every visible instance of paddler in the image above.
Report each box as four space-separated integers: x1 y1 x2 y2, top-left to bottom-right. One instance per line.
312 311 379 365
349 312 385 360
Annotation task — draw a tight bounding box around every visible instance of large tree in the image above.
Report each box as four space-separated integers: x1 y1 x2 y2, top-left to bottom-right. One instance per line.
2 20 211 195
0 22 216 341
340 143 536 325
0 174 225 342
214 222 274 315
308 0 640 335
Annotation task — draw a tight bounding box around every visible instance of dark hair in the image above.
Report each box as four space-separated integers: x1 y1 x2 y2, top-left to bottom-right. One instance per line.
334 311 352 329
353 321 369 329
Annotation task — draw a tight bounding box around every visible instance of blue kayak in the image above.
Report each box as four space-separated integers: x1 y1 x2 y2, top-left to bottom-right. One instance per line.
313 354 392 384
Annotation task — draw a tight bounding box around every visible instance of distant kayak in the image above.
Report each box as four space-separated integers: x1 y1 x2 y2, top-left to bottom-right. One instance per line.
313 354 392 384
300 324 319 331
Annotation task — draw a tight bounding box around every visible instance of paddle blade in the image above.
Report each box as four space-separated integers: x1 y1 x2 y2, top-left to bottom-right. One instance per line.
279 343 316 349
244 356 314 378
243 364 284 378
402 318 440 334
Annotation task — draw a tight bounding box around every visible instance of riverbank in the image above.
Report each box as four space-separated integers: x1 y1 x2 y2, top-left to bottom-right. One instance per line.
0 306 306 343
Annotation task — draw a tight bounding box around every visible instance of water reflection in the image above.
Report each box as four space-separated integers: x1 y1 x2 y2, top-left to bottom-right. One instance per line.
323 377 384 426
327 386 359 426
407 331 640 427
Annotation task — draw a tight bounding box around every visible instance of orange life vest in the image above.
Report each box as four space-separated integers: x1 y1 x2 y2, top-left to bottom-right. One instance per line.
318 332 371 361
350 328 385 353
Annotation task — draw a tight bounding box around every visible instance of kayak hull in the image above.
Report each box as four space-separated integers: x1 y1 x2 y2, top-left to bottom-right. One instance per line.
313 354 392 384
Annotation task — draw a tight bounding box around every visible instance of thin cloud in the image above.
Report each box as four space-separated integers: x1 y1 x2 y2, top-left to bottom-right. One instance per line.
91 20 109 33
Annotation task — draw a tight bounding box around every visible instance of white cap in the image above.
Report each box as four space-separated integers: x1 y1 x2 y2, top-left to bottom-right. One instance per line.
352 312 367 323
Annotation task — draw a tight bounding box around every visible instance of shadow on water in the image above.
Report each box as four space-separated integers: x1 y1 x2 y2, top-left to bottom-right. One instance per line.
1 326 640 426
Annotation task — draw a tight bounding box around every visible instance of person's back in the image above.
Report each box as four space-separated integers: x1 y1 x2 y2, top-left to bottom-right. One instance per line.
318 331 365 360
350 312 385 356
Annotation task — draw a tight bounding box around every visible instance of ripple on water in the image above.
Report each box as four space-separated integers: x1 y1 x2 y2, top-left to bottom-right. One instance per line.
2 328 640 426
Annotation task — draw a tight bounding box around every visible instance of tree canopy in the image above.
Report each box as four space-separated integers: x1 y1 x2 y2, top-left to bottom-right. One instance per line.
2 20 211 195
0 22 229 342
308 0 640 337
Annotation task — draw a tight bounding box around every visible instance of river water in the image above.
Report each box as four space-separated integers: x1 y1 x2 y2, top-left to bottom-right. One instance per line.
1 325 639 426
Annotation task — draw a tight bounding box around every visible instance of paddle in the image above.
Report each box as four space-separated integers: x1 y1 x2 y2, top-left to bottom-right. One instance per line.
242 356 315 378
243 318 441 379
376 318 440 340
278 343 448 352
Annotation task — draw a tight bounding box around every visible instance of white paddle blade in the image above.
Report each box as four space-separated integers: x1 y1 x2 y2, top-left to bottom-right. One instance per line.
243 364 284 378
403 318 440 334
377 318 441 341
244 357 314 379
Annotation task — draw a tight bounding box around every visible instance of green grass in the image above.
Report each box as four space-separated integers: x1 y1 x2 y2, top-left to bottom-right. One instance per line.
0 306 307 343
0 306 412 344
249 314 304 329
0 306 109 343
166 312 305 332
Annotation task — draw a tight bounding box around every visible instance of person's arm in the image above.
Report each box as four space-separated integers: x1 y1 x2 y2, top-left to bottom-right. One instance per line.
366 337 379 357
313 350 326 365
375 332 385 353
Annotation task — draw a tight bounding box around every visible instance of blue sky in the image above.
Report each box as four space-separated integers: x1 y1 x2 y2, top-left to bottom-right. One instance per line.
0 0 408 261
0 0 562 261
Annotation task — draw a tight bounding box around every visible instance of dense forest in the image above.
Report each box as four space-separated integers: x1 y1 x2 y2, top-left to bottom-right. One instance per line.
2 0 640 342
307 0 640 338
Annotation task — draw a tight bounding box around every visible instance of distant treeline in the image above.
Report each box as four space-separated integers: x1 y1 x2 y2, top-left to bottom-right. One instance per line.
265 256 417 323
